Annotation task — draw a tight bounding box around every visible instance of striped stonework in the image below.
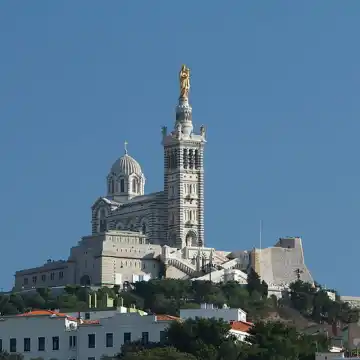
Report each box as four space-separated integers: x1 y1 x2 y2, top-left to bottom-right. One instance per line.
162 98 206 248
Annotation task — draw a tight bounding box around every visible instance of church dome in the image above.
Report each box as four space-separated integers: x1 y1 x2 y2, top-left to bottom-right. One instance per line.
111 153 143 176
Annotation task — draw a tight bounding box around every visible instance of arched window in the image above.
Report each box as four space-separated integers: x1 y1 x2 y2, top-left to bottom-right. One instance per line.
186 231 197 247
183 149 188 168
132 179 137 194
120 179 125 193
80 274 91 286
195 149 199 169
111 179 115 193
99 209 107 232
142 223 147 234
189 149 194 168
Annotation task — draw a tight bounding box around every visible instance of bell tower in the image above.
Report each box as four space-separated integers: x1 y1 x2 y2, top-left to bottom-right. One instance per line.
162 65 206 249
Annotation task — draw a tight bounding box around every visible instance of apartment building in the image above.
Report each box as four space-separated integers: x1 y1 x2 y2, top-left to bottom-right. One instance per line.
0 309 176 360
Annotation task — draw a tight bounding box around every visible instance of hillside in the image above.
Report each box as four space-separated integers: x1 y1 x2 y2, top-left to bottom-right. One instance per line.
0 271 358 336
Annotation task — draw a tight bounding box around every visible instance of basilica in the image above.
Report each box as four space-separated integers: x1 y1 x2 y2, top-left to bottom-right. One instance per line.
14 66 314 294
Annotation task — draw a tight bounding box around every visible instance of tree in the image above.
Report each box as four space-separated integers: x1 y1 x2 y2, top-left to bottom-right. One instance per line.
261 280 268 298
101 356 114 360
165 317 241 360
22 293 46 310
116 340 166 358
243 321 330 360
247 268 266 297
122 347 197 360
289 280 315 315
289 280 360 325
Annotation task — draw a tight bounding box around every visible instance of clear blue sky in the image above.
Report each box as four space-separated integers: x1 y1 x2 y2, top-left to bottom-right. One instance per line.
1 1 359 294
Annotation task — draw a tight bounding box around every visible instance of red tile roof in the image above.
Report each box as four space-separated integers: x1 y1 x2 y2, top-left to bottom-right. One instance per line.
156 314 180 321
230 320 253 333
17 310 72 319
16 310 100 324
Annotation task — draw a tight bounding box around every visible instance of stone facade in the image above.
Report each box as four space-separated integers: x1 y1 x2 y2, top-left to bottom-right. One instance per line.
13 69 314 292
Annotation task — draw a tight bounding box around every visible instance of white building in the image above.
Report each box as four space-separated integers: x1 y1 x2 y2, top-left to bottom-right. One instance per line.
13 66 314 292
0 310 176 360
340 296 360 308
316 352 345 360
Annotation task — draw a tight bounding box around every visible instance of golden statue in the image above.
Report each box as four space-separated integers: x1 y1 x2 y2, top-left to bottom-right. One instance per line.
179 64 190 100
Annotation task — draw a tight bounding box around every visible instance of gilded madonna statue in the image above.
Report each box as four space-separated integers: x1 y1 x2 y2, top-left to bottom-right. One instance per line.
179 64 190 100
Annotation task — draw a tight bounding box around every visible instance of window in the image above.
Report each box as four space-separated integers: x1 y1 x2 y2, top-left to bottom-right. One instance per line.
106 333 113 348
123 332 131 343
88 334 95 348
142 332 149 344
38 337 45 351
69 335 77 348
0 338 2 351
160 331 167 343
84 312 90 320
24 278 28 285
10 338 16 353
52 336 59 350
50 272 55 280
132 179 137 193
41 274 46 282
120 179 125 192
59 271 64 279
99 208 107 232
24 338 31 352
32 276 37 284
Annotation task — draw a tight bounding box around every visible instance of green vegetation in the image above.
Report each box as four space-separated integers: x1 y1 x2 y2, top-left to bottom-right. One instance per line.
111 317 330 360
288 280 359 324
0 351 23 360
0 277 357 328
0 275 357 360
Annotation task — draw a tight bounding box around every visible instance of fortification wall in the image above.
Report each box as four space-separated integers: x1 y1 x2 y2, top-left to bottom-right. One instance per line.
254 238 313 287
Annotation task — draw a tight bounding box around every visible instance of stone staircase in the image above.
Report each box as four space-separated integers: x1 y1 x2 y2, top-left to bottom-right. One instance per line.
167 258 197 277
212 251 229 265
194 267 248 283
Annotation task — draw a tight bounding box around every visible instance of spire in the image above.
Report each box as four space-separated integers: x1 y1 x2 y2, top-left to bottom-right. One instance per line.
124 141 128 155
